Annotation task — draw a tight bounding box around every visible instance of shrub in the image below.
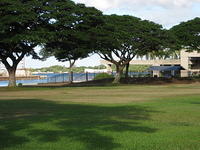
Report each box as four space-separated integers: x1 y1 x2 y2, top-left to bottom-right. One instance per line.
94 73 114 80
18 83 23 87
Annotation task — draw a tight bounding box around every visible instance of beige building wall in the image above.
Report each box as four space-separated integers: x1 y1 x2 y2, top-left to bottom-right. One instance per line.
180 50 200 77
180 50 189 70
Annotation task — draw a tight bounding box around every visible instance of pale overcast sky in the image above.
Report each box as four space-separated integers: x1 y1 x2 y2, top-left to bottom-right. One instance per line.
26 0 200 68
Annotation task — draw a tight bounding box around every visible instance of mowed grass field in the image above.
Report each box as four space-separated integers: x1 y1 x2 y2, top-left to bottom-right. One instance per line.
0 84 200 150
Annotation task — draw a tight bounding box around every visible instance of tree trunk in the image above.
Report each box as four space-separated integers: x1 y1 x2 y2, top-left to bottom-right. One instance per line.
68 60 75 83
125 62 130 79
113 65 124 84
7 67 17 87
68 66 73 83
1 53 25 87
69 71 73 83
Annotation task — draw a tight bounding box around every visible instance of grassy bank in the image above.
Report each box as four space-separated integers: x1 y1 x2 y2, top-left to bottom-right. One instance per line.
0 84 199 150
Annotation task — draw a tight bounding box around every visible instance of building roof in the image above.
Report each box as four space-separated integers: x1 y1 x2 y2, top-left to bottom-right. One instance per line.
148 66 183 71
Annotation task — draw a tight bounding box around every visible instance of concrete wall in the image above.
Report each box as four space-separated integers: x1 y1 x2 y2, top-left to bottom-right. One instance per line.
180 50 200 76
180 50 189 70
181 49 200 70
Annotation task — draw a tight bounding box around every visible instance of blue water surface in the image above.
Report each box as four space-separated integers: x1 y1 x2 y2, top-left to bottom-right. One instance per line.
0 79 47 87
0 72 150 87
0 73 96 87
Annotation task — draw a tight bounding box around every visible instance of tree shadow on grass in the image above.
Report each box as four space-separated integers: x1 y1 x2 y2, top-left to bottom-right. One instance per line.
0 99 158 150
190 102 200 104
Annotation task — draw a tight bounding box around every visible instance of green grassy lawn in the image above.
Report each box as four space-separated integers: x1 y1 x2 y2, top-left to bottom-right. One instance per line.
0 84 200 150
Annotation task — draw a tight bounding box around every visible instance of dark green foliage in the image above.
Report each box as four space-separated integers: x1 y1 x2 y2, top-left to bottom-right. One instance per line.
0 0 48 59
94 73 114 80
91 15 170 83
92 15 168 60
0 0 103 86
31 65 106 73
0 0 48 86
111 65 150 72
41 2 103 68
17 83 23 87
170 17 200 51
31 65 69 73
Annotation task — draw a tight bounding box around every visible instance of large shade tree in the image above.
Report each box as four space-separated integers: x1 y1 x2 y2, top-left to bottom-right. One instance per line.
91 15 171 83
170 17 200 51
0 0 101 86
0 0 51 87
41 3 103 72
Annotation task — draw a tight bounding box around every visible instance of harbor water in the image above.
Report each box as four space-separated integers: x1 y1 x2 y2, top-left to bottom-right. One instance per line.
0 73 97 87
0 72 150 87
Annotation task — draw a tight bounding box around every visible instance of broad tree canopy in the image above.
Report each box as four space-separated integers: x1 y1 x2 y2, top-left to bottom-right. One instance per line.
170 17 200 51
91 15 170 83
41 2 103 69
0 0 102 86
0 0 50 86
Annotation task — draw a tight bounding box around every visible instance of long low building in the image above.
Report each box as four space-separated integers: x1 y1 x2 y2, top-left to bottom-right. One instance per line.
101 50 200 77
